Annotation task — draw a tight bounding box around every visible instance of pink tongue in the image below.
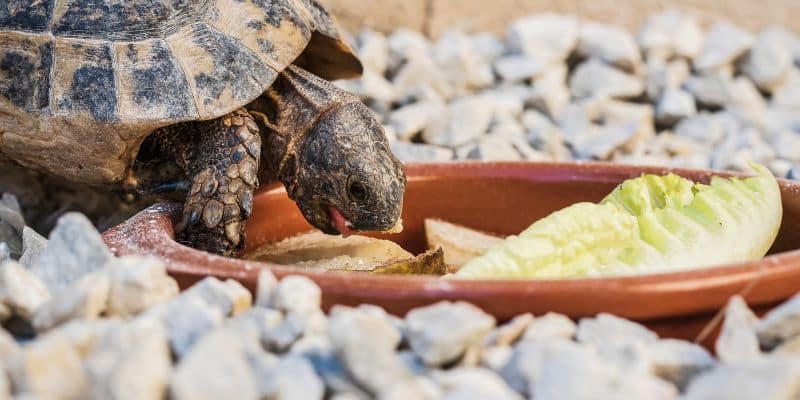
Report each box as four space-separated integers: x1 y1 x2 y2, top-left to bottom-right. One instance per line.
328 206 353 237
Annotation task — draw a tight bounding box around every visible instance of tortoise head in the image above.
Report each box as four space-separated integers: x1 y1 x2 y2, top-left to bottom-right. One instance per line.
286 101 405 236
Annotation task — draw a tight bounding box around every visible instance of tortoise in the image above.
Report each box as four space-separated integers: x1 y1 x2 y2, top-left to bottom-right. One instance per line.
0 0 406 256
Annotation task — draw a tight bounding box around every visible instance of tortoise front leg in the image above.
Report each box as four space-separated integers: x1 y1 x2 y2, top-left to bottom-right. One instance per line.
140 109 261 256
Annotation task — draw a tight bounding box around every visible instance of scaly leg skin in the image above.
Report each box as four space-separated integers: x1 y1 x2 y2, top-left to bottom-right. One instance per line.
142 109 261 256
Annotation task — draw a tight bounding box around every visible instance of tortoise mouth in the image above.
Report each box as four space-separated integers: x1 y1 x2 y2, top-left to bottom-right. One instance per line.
326 205 354 237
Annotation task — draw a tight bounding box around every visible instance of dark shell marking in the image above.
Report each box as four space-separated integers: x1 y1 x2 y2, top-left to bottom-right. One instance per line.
118 40 197 120
54 41 118 122
0 36 52 110
0 0 51 33
50 0 214 41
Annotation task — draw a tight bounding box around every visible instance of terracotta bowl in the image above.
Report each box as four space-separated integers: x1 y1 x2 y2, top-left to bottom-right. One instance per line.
103 162 800 346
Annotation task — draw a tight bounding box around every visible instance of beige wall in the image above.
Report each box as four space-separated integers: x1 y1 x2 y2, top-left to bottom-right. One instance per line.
320 0 800 37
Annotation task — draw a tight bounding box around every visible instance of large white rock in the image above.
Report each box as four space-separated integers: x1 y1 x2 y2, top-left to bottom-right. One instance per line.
683 357 800 400
531 340 676 400
170 329 258 400
183 277 252 317
645 58 689 100
393 55 453 101
529 64 570 119
569 59 644 99
716 296 761 363
772 69 800 109
16 333 88 399
33 271 110 332
29 213 113 293
522 312 576 342
106 256 178 318
391 142 454 162
0 260 50 321
328 306 413 395
637 11 704 60
578 22 641 71
493 55 544 83
387 100 446 141
656 88 697 125
434 30 494 93
694 22 754 72
356 30 389 75
387 29 431 72
405 301 495 366
83 318 171 400
742 27 795 93
471 32 505 64
755 293 800 350
432 367 522 400
507 14 579 65
423 96 493 147
272 275 321 315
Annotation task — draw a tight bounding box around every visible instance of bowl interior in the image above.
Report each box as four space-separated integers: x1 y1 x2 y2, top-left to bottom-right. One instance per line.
244 162 800 258
105 162 800 346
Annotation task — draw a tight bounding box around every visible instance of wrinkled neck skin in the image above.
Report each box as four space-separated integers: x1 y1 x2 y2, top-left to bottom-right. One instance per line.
248 65 406 234
248 65 331 192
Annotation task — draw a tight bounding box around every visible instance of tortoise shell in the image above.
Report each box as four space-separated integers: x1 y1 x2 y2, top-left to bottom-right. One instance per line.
0 0 362 184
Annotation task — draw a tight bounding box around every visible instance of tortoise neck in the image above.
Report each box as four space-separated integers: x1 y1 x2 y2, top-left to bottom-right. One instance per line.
248 65 350 190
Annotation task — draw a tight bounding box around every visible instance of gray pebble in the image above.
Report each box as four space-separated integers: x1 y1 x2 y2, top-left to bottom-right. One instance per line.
328 306 412 395
569 59 645 100
18 227 46 268
28 213 112 294
694 22 754 72
637 11 704 60
646 339 715 391
390 142 454 163
254 269 278 309
683 357 800 400
742 27 795 93
577 22 641 72
716 296 761 363
507 14 579 65
405 301 495 366
522 312 576 342
272 275 321 315
755 293 800 350
170 329 258 400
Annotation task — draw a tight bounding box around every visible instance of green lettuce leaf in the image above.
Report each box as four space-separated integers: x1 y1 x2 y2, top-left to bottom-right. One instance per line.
454 163 782 279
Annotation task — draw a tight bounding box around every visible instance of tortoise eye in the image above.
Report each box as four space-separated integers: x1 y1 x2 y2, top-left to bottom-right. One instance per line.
348 181 368 202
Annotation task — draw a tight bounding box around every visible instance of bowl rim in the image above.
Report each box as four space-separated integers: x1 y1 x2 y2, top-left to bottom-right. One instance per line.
102 160 800 320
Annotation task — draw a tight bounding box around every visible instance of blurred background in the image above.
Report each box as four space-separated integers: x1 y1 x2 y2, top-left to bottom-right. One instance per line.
321 0 800 37
314 0 800 178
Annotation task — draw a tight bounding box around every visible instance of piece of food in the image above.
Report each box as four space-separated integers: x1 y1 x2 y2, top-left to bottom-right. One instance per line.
424 219 504 269
372 247 448 275
246 230 413 267
455 163 782 279
246 231 447 275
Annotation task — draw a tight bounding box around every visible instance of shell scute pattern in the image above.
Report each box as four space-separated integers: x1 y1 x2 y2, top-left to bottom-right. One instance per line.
0 0 51 33
209 0 311 69
115 39 197 121
0 33 52 111
52 39 118 122
165 23 277 119
50 0 212 41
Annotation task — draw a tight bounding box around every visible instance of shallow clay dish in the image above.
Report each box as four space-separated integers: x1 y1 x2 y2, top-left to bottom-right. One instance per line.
103 162 800 344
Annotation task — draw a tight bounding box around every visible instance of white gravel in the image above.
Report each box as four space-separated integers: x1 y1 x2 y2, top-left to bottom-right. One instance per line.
336 10 800 180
